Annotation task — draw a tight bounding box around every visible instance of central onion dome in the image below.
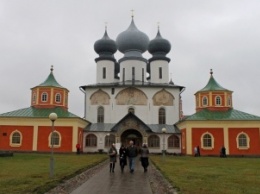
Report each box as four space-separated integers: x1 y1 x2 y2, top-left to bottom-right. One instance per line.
94 29 117 56
116 18 149 57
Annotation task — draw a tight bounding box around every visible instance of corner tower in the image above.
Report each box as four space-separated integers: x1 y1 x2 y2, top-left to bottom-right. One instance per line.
31 66 69 110
195 69 233 112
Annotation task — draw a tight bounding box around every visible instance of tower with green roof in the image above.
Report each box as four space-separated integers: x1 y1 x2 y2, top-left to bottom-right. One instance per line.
195 69 233 112
31 65 69 110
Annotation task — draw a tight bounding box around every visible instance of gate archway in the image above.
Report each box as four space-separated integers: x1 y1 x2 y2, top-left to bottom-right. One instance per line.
121 129 142 149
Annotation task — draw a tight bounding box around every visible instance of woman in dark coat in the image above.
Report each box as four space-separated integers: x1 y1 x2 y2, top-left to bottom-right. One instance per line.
108 143 117 173
119 144 127 172
140 143 149 172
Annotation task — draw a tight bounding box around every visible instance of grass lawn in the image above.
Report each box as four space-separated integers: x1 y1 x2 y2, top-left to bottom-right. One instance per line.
150 155 260 194
0 153 107 194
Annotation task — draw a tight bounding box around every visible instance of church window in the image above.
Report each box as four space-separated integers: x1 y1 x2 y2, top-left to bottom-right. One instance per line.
128 107 135 114
237 133 249 149
10 131 22 146
50 132 60 147
111 88 115 95
85 134 97 147
216 96 221 105
168 135 180 148
202 96 208 106
55 93 61 103
132 67 135 80
41 92 48 102
202 134 212 148
105 134 115 147
103 67 106 79
159 108 166 124
97 107 104 123
159 67 162 79
148 135 160 148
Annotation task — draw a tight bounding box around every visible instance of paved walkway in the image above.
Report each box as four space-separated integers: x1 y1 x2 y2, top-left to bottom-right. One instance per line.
70 159 153 194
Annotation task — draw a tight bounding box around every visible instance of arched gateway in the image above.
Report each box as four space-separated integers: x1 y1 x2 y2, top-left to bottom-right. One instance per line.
120 129 143 148
111 112 151 148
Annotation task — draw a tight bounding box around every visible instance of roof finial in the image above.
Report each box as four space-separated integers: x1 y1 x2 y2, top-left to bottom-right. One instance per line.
157 22 160 30
131 9 134 18
105 22 107 31
210 69 213 76
51 65 54 72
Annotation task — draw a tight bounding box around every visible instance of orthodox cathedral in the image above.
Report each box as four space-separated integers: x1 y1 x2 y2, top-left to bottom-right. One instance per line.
1 16 260 156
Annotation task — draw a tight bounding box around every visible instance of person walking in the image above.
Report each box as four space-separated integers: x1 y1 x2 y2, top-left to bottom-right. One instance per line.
108 143 117 173
194 146 198 157
197 146 200 156
140 143 149 172
76 143 81 155
127 140 138 173
119 144 127 172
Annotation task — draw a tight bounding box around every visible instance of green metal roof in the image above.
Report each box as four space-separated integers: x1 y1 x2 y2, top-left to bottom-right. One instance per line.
183 108 260 121
0 107 81 118
35 66 65 88
198 70 230 92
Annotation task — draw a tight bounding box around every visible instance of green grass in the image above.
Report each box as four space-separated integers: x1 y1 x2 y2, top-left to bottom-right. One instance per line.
0 153 107 194
150 156 260 194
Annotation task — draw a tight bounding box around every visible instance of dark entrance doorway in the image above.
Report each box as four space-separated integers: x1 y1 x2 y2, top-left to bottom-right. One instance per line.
121 129 142 149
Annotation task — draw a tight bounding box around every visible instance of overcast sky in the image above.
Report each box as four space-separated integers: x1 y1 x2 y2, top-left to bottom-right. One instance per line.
1 0 260 118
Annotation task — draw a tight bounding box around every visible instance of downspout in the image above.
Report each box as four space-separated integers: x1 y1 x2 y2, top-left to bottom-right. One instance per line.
79 86 86 119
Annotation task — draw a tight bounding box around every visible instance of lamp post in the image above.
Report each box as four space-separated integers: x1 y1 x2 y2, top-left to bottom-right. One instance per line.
49 112 57 178
162 128 167 160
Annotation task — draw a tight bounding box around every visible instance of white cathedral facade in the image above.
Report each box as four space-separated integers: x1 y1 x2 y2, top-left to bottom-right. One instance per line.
80 17 184 154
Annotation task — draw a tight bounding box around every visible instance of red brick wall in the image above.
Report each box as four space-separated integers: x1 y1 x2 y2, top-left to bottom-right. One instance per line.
0 125 33 151
37 126 73 152
228 128 260 155
192 128 224 156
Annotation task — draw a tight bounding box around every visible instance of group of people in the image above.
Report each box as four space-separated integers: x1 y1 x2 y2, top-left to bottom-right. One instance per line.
194 145 227 157
108 140 149 173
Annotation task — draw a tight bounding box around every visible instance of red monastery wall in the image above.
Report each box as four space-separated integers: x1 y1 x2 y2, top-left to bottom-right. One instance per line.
0 125 33 151
228 128 260 155
192 128 224 156
37 126 73 152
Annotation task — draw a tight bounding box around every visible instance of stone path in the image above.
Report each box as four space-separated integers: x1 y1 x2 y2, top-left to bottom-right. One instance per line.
70 159 153 194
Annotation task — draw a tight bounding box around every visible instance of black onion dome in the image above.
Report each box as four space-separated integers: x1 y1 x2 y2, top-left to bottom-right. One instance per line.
116 18 149 54
148 30 171 56
94 30 117 55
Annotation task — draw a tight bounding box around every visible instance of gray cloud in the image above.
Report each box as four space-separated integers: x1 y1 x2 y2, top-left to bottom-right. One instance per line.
0 0 260 117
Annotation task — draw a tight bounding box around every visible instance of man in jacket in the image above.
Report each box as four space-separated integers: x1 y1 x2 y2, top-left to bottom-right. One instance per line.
127 140 138 173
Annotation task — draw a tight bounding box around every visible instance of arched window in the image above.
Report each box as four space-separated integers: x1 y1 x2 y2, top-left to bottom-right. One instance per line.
55 93 61 103
215 96 221 106
203 134 212 148
49 131 61 147
128 107 135 114
202 96 208 106
41 92 48 102
51 132 60 146
168 135 180 148
97 107 104 123
85 134 97 147
237 133 249 149
105 134 115 147
11 131 21 145
158 108 166 124
148 135 160 148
